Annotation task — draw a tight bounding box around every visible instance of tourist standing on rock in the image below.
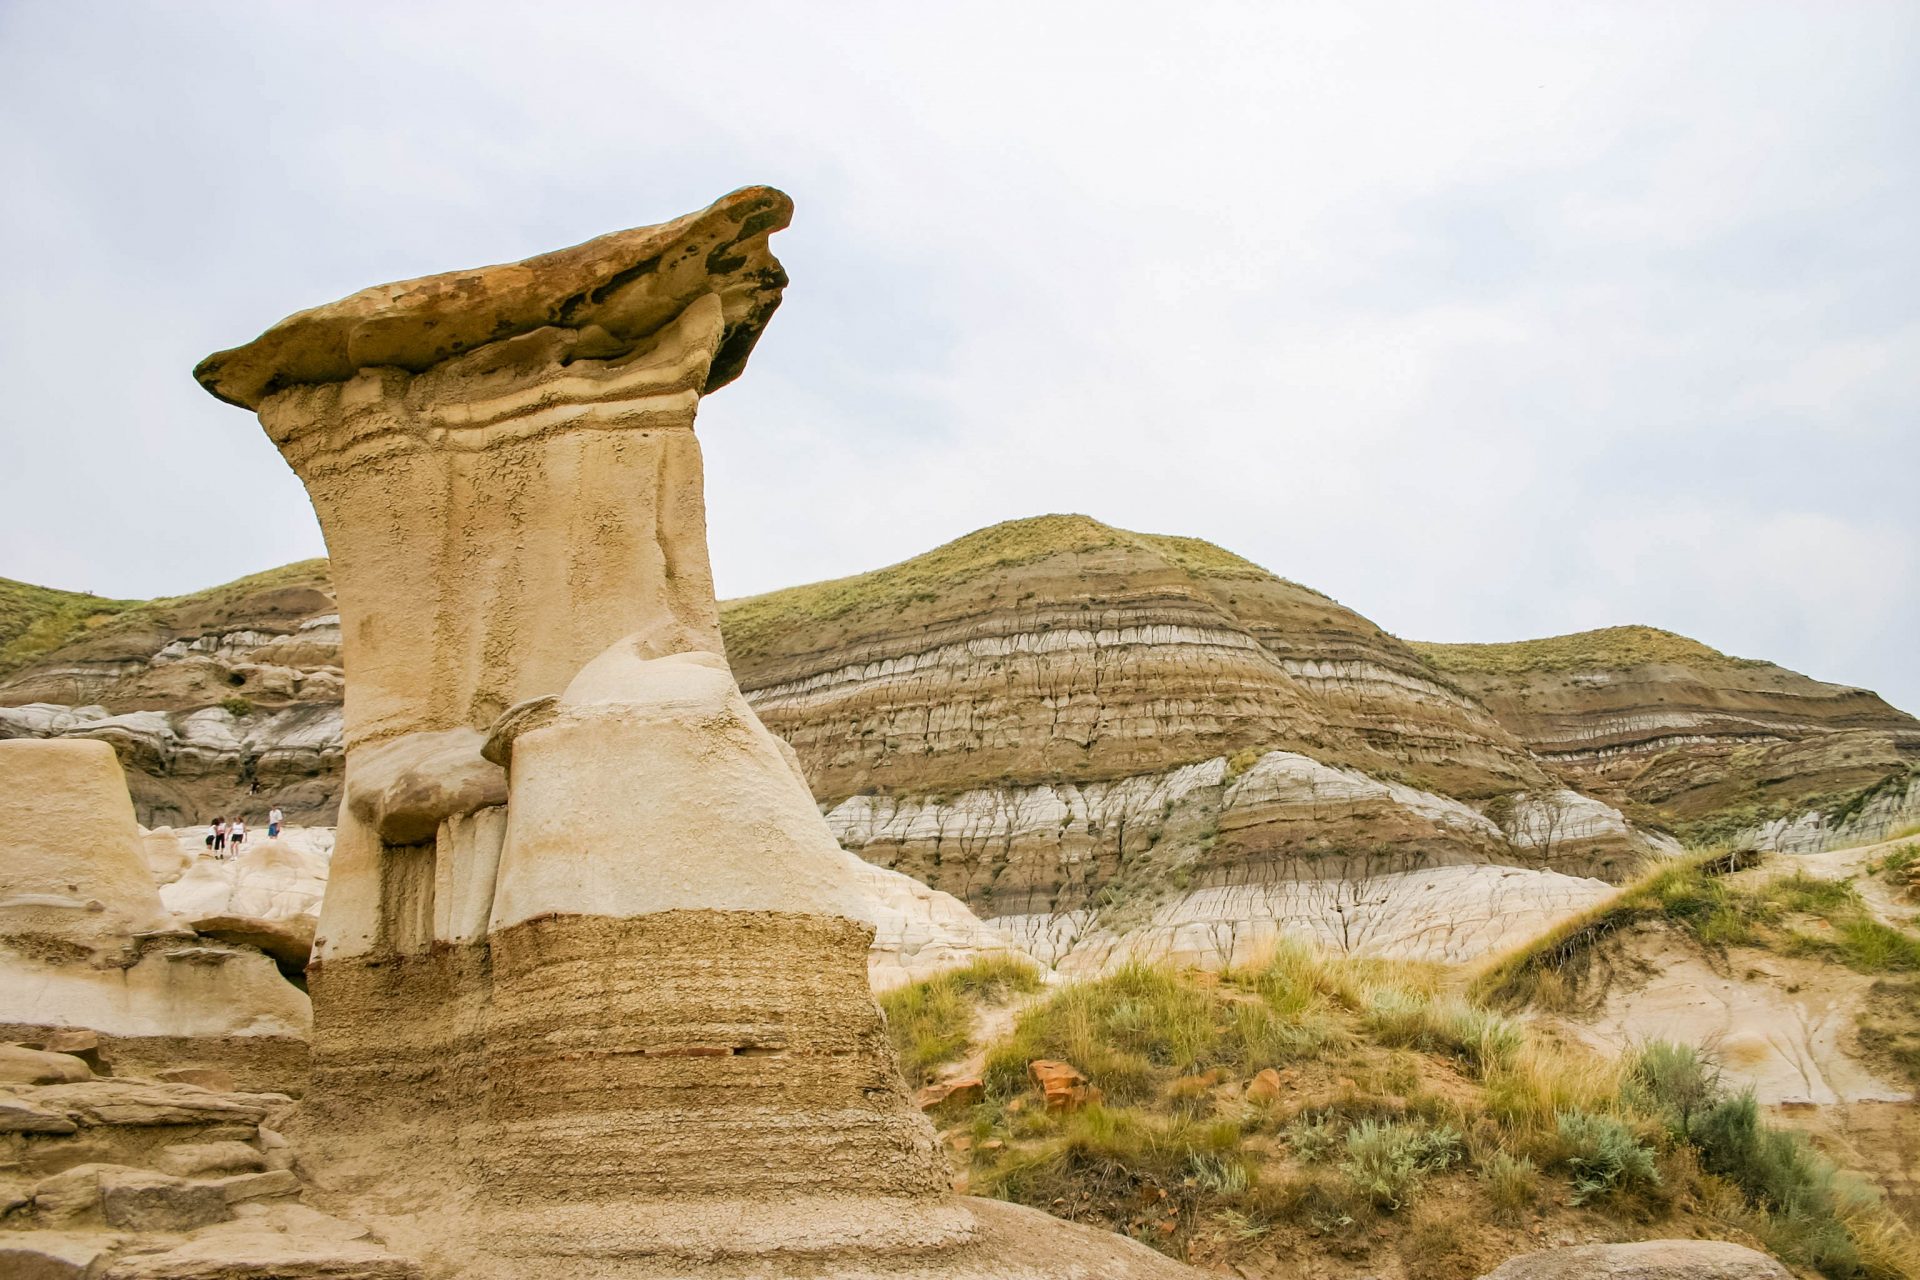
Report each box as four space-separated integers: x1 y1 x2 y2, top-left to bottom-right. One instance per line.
206 817 222 852
209 817 227 855
229 816 247 854
267 806 283 840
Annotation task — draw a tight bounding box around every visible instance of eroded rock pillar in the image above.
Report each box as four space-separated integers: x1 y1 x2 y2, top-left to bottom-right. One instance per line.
196 188 1195 1279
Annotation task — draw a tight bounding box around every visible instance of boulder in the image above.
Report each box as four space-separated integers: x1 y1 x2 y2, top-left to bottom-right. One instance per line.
0 1044 94 1085
0 1234 116 1280
1479 1241 1795 1280
1245 1067 1292 1103
32 1162 130 1221
917 1077 986 1110
1029 1059 1099 1112
39 1028 106 1071
0 1092 78 1134
98 1166 232 1231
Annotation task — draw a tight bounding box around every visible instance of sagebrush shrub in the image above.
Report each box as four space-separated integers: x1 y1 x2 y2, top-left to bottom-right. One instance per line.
1555 1110 1659 1204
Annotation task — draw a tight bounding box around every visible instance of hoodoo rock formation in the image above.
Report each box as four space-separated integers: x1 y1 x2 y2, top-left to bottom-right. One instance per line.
191 189 1192 1277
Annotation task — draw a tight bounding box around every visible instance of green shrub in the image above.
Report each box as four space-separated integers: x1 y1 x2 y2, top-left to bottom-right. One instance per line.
1337 1119 1461 1211
1628 1040 1720 1136
219 695 253 718
1287 1115 1341 1163
1554 1110 1659 1204
1689 1091 1894 1278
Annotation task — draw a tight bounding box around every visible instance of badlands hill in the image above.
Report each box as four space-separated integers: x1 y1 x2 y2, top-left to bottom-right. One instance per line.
1416 628 1920 845
3 517 1914 922
0 562 340 826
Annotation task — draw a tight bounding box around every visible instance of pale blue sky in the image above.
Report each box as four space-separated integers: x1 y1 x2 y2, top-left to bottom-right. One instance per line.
2 2 1915 712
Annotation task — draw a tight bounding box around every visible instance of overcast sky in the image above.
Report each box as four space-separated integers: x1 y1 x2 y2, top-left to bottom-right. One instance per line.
2 3 1915 712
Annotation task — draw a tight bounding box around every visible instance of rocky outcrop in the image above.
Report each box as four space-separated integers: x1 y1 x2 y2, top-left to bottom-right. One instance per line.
0 740 310 1093
153 830 332 978
0 1047 418 1280
190 188 1191 1279
1415 627 1920 843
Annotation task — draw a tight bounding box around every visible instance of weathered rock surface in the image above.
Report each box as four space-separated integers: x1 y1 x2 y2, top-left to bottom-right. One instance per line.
1477 1240 1793 1280
153 829 330 975
0 1045 94 1086
0 1062 376 1280
0 1232 118 1280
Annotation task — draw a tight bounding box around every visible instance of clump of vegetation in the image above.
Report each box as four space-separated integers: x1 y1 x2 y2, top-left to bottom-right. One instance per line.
219 695 254 718
1692 1091 1899 1278
878 954 1043 1084
1337 1118 1461 1209
1552 1110 1659 1204
1473 849 1920 1010
1410 625 1770 679
979 951 1352 1102
1478 1150 1539 1217
1628 1040 1720 1136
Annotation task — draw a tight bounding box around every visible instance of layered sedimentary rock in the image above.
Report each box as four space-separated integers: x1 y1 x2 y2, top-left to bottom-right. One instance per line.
724 516 1667 966
727 515 1543 804
0 739 310 1091
193 189 1188 1278
0 563 342 826
1414 627 1920 842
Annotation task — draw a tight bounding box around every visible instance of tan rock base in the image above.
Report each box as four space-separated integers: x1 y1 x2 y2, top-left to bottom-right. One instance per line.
289 910 1197 1277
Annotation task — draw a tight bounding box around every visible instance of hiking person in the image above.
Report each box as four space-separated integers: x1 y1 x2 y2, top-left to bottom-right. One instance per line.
230 817 248 854
206 817 221 851
267 806 283 840
211 817 228 856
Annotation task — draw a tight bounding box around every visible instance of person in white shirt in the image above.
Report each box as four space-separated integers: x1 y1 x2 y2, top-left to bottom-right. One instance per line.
229 818 248 854
267 807 284 839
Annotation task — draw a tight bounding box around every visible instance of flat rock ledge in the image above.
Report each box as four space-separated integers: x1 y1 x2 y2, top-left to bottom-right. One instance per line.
1480 1240 1795 1280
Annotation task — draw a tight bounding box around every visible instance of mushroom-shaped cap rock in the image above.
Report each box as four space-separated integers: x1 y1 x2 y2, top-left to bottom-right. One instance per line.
194 185 791 410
